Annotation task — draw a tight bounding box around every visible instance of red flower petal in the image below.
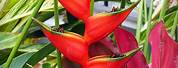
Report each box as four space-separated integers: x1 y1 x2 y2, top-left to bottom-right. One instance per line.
86 48 140 68
43 30 88 65
33 18 88 65
114 27 148 68
59 0 90 20
149 20 178 68
87 56 129 68
84 1 140 44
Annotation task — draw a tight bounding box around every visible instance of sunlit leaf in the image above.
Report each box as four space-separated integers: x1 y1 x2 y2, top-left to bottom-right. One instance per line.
0 32 19 50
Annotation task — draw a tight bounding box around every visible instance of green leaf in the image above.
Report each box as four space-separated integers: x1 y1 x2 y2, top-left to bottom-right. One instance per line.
0 52 34 68
0 0 19 18
42 63 51 68
0 43 55 68
0 32 19 50
23 43 55 68
0 0 63 32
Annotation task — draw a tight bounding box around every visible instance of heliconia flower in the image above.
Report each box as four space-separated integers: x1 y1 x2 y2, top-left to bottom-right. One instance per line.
149 20 178 68
84 0 140 44
33 18 88 65
58 0 90 20
86 48 141 68
114 27 148 68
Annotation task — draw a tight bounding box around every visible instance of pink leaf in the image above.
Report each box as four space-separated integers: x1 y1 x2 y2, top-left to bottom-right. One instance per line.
149 20 178 68
114 27 148 68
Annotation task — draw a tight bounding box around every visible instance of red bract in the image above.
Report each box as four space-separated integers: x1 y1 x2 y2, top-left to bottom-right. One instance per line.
84 0 140 44
114 27 148 68
149 20 178 68
89 38 120 57
89 41 113 58
33 19 88 65
87 48 140 68
99 38 120 55
43 30 88 65
58 0 90 20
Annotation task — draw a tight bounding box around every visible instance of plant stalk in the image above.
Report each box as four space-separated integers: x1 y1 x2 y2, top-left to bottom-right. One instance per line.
136 0 144 43
53 0 62 68
54 0 60 28
143 0 154 63
90 0 95 16
4 0 45 68
143 0 148 22
56 51 62 68
120 0 126 9
159 0 169 20
171 8 178 39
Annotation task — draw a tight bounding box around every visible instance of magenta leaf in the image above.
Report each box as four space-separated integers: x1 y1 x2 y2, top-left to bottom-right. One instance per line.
149 20 178 68
114 27 148 68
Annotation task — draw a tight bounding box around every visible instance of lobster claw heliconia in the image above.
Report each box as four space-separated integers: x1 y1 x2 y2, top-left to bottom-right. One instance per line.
84 0 140 44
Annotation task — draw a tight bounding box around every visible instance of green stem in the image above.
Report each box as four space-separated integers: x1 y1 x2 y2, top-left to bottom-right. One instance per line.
53 0 62 68
90 0 94 16
171 9 178 39
4 0 45 68
54 0 59 28
148 0 154 20
159 0 169 20
143 0 148 22
120 0 126 9
136 0 144 43
143 0 154 63
56 51 62 68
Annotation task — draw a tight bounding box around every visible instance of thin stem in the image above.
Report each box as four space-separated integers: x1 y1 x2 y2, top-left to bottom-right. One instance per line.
4 0 45 68
54 0 60 28
143 0 148 22
90 0 95 16
171 8 178 39
56 51 62 68
143 0 154 63
159 0 169 20
136 0 144 43
148 0 154 20
53 0 62 68
120 0 126 9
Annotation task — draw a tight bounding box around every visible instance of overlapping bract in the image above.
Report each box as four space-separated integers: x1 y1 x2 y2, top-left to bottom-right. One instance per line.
149 20 178 68
114 27 148 68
